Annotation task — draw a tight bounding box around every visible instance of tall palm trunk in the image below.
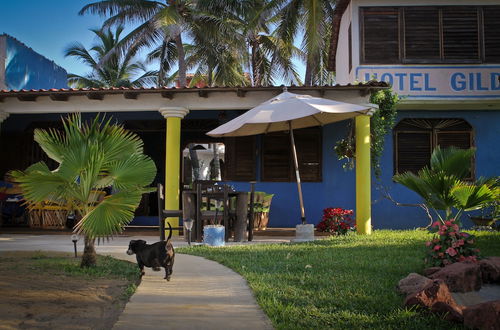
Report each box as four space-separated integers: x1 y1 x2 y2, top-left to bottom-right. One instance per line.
188 143 201 180
175 32 187 87
251 39 261 86
304 59 313 86
212 144 221 180
81 235 97 268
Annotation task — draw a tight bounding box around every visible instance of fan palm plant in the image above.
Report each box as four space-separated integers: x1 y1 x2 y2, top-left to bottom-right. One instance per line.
393 146 498 224
11 114 156 267
65 26 157 88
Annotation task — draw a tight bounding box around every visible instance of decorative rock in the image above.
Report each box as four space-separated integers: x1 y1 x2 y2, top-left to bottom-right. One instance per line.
479 257 500 284
397 273 433 296
429 262 482 292
404 279 459 310
463 300 500 330
430 301 464 323
423 267 441 276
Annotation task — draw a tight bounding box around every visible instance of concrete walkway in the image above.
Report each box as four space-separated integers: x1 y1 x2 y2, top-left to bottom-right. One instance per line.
0 234 278 330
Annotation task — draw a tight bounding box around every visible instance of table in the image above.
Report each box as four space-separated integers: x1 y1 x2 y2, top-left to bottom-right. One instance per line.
182 190 251 242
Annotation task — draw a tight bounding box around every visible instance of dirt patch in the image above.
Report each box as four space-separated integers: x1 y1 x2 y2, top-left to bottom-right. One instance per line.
0 251 139 330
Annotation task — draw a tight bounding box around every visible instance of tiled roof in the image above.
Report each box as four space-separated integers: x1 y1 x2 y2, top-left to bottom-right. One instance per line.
0 82 388 97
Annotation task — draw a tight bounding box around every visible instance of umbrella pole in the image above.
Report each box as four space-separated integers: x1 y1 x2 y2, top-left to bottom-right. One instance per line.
289 122 306 224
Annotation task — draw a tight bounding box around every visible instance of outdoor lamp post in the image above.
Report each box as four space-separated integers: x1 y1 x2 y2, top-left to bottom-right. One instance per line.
71 234 79 258
183 218 194 245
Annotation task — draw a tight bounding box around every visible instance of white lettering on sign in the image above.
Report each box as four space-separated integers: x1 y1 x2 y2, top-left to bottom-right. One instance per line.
356 66 500 98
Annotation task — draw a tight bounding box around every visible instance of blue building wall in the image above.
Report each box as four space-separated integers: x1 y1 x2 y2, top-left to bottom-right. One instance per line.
228 109 500 230
4 35 67 90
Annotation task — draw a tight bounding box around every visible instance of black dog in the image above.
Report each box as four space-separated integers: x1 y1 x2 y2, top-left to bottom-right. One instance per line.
126 223 175 281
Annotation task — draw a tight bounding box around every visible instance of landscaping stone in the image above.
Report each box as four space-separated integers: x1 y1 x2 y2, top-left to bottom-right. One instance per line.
430 301 464 323
429 262 482 292
404 279 459 310
463 300 500 330
479 257 500 283
397 273 433 295
423 267 441 276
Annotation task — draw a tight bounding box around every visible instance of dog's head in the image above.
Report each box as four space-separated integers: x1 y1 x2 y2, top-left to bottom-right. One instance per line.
126 239 147 255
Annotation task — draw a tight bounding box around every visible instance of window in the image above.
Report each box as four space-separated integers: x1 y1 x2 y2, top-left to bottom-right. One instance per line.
361 6 498 64
361 7 400 64
261 127 322 182
223 136 256 181
394 119 474 177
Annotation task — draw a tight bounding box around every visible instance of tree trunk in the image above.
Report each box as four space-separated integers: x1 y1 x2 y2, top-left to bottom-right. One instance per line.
251 40 260 86
80 235 97 268
175 31 187 87
212 144 221 180
304 58 313 86
158 39 168 87
188 143 201 180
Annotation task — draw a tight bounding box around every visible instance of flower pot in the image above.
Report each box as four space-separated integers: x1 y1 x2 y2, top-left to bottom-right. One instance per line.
203 225 225 246
470 217 496 227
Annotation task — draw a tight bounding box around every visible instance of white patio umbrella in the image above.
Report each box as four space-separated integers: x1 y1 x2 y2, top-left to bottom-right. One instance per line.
207 90 373 225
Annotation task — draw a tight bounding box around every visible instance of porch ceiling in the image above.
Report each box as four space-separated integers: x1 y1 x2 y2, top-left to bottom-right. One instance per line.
0 84 387 114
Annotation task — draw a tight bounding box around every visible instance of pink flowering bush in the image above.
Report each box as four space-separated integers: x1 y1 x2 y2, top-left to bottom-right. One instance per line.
316 207 355 235
425 218 480 267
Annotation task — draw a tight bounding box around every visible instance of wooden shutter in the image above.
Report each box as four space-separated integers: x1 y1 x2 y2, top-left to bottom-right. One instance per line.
295 128 322 182
442 7 480 61
403 7 440 61
395 131 432 174
483 6 500 63
436 131 472 150
261 132 291 182
361 7 400 64
224 136 256 181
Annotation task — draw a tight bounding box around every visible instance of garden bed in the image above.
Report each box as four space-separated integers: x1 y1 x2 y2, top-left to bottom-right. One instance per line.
0 251 140 329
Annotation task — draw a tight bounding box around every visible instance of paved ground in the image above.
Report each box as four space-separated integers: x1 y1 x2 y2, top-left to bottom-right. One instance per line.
0 234 284 329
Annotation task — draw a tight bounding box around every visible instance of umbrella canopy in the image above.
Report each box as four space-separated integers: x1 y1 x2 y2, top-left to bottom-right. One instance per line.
207 91 373 137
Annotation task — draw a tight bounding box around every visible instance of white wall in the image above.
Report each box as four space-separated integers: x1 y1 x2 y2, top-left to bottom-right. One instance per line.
335 0 500 104
334 3 352 84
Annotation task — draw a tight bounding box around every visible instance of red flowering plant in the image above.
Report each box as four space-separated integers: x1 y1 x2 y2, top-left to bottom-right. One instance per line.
316 207 355 235
425 218 481 267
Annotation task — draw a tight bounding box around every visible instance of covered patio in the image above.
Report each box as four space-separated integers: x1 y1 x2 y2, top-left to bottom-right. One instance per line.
0 84 385 235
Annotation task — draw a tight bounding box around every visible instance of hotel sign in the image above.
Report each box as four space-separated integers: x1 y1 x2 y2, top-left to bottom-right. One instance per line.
356 65 500 99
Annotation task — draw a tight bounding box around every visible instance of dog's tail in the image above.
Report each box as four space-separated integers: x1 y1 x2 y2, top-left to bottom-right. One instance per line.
167 221 173 241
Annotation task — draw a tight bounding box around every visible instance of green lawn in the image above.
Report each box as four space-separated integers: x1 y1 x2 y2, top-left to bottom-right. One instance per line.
178 230 500 330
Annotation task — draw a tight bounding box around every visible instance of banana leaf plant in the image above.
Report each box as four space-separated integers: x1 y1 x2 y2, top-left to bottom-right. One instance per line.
12 114 156 267
393 146 498 224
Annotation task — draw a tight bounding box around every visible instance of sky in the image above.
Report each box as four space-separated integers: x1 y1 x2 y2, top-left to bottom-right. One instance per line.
0 1 306 85
0 1 106 77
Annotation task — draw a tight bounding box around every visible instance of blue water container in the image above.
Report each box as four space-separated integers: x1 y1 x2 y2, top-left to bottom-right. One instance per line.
203 225 225 246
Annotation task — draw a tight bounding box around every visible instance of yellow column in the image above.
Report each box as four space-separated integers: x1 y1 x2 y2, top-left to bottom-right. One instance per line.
355 114 372 235
160 107 189 236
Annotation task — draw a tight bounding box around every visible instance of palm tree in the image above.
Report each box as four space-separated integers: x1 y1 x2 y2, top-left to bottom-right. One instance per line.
65 26 157 88
195 0 302 86
12 114 156 267
393 147 497 224
79 0 216 87
275 0 336 86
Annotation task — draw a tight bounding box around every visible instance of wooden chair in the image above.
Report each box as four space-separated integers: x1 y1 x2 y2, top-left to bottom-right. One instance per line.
157 183 184 241
194 181 234 242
